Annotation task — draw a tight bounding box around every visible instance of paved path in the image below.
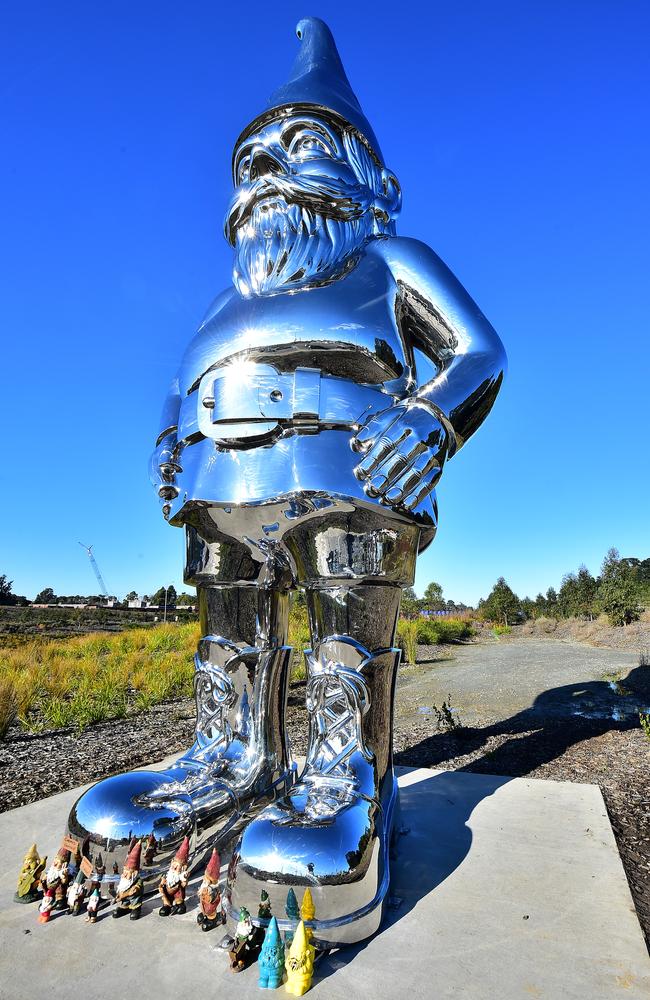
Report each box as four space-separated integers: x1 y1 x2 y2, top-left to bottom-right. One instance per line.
1 768 648 999
397 638 646 727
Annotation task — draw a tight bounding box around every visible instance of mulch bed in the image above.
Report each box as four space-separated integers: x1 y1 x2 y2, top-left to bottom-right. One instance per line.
1 690 648 951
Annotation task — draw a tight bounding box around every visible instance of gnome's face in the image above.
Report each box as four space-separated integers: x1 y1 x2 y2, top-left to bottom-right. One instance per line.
226 113 395 297
45 858 66 884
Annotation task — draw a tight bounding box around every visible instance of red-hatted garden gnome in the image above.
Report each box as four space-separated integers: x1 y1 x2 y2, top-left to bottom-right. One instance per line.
113 841 144 921
40 848 70 910
197 848 225 931
158 835 190 916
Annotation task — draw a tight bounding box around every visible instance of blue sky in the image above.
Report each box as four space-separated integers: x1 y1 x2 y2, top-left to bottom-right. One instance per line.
2 1 649 605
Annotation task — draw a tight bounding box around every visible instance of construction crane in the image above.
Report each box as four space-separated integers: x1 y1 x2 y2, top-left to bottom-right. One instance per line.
78 542 109 598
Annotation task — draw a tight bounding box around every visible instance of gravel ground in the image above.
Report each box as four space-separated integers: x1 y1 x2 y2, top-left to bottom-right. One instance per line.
1 639 648 949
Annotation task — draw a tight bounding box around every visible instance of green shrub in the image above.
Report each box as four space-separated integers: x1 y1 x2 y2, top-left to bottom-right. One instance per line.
492 624 512 637
397 619 418 664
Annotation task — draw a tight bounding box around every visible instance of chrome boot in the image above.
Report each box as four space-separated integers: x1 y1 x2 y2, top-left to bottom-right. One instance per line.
66 632 295 885
226 635 401 947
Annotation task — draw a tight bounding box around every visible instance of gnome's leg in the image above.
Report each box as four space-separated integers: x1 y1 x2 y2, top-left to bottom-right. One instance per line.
66 524 295 888
227 509 418 947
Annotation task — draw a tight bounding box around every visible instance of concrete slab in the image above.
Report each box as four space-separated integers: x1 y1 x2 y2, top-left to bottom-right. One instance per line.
0 767 648 999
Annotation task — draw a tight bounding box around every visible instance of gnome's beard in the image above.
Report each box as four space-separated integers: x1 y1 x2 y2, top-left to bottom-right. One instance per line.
45 864 64 886
117 873 135 894
228 178 375 296
165 866 183 890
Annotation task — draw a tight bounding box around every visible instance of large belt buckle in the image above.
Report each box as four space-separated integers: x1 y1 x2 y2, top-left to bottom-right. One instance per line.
197 365 321 444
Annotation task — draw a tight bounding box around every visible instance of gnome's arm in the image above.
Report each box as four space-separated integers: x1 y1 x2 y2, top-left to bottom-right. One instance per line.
377 236 506 455
353 238 506 509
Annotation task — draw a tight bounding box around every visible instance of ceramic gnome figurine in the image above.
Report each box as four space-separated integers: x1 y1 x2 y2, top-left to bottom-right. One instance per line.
158 835 190 916
258 916 285 989
85 888 101 923
300 889 315 942
143 833 157 867
285 921 315 997
197 848 225 932
258 889 272 921
40 848 70 910
14 844 47 904
113 841 144 920
38 888 56 924
229 907 263 972
66 870 86 915
285 888 299 943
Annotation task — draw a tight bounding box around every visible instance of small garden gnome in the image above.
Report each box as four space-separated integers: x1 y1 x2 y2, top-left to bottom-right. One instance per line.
38 888 55 924
258 889 272 921
158 835 190 915
258 916 285 989
14 844 46 903
197 848 225 931
113 840 143 920
285 887 299 943
66 869 86 915
41 848 70 910
85 887 101 923
300 888 315 942
285 921 315 997
143 833 157 867
229 906 263 972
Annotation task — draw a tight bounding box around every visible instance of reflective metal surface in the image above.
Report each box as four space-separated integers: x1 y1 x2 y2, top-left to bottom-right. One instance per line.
67 586 296 885
69 15 506 940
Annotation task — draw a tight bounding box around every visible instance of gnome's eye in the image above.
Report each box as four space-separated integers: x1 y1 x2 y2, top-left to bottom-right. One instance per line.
237 157 251 184
289 132 333 160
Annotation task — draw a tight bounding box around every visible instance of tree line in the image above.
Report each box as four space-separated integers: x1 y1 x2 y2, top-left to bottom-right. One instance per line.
478 548 648 627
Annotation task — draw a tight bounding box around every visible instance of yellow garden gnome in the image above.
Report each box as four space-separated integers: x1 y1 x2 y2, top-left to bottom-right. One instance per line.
300 888 315 942
14 844 46 904
285 920 315 997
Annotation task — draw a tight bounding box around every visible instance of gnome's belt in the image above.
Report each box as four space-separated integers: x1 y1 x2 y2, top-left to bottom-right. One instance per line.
182 365 396 445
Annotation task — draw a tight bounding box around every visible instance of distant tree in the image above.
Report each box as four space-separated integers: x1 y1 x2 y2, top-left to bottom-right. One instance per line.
401 587 419 618
545 587 558 617
421 581 444 613
557 572 579 618
520 596 535 619
597 548 641 626
533 593 547 616
480 577 522 625
152 585 177 608
574 565 599 620
35 587 56 604
176 592 195 606
125 590 139 602
0 575 26 606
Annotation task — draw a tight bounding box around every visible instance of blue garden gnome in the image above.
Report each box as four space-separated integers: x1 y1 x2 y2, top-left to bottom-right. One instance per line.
258 916 285 989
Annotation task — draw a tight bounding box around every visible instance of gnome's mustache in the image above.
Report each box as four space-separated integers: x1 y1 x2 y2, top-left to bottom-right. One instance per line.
226 173 373 245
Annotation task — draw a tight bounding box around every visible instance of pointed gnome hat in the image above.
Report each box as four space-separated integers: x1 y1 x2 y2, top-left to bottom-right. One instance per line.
74 869 85 885
288 919 309 958
205 848 221 881
264 915 281 948
236 16 383 163
174 836 190 866
26 844 39 861
56 847 71 862
124 840 141 871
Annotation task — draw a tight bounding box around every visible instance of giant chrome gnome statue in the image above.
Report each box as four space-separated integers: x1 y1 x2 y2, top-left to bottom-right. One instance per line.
66 18 506 945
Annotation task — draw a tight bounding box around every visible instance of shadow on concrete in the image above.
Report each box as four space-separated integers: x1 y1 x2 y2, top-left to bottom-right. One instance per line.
394 664 650 779
315 664 650 980
316 768 512 980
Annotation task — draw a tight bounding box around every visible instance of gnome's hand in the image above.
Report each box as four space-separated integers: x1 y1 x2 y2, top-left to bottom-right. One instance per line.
352 401 448 510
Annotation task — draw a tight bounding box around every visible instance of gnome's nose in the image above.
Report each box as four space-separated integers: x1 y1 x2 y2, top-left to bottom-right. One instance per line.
249 147 285 181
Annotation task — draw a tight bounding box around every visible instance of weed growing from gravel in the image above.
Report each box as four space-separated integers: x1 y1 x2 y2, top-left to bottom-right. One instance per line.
640 712 650 741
